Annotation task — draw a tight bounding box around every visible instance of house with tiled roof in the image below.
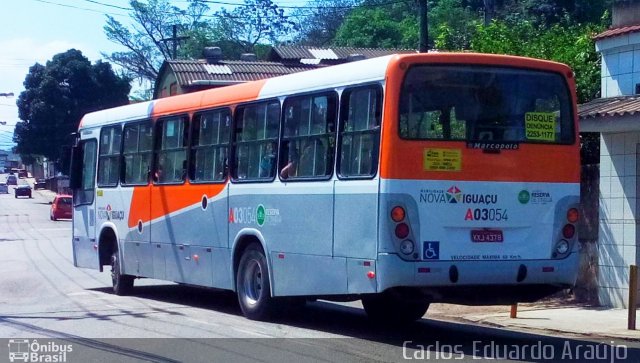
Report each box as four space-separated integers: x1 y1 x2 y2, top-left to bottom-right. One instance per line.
268 45 415 65
153 45 412 99
578 0 640 308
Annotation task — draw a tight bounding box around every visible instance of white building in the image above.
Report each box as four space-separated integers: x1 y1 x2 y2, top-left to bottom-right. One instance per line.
579 1 640 307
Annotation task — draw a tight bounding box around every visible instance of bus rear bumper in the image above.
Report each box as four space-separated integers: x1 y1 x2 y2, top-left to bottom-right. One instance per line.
375 252 579 304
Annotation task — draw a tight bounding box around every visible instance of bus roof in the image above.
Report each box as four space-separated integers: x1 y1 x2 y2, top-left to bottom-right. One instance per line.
78 52 571 130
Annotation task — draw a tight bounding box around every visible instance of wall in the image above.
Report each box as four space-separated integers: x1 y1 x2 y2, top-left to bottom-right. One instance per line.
613 1 640 28
597 38 640 97
598 132 640 307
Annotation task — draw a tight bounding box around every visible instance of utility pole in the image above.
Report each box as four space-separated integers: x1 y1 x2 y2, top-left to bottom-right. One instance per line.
484 0 495 26
161 25 189 60
418 0 428 52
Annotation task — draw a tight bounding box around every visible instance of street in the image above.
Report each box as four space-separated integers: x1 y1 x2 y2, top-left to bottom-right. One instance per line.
1 178 639 362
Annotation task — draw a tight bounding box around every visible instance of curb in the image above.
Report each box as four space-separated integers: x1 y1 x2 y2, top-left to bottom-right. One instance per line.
433 314 640 343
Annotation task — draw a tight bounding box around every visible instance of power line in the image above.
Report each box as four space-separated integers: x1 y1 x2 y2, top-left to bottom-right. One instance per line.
31 0 128 17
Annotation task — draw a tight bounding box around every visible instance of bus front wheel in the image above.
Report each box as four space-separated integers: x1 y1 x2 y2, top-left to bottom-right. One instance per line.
110 251 134 296
362 293 429 324
236 245 275 320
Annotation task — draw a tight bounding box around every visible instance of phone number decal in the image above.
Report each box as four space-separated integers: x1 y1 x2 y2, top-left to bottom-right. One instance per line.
464 208 508 221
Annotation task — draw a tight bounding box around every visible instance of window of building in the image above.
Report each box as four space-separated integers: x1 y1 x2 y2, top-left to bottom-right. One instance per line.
190 108 231 183
232 100 280 181
97 125 122 187
122 121 153 185
338 86 382 178
154 116 188 184
279 92 337 180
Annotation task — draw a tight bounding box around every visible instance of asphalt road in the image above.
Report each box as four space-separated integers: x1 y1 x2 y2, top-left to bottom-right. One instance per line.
0 176 639 362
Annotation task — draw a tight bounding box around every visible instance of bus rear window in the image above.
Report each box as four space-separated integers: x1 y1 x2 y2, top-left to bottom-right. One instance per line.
399 65 574 144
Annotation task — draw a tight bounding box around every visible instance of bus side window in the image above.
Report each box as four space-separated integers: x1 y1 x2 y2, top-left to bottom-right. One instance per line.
73 139 97 205
190 109 230 183
232 100 280 181
279 92 337 180
122 121 153 185
154 116 188 184
338 86 382 178
97 125 122 187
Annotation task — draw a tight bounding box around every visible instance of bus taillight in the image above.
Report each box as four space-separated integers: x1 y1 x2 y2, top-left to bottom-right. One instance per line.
562 224 575 239
395 223 410 239
391 206 405 222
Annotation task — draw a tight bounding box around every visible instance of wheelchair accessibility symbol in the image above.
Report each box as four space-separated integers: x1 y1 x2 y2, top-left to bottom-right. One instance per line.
423 241 440 260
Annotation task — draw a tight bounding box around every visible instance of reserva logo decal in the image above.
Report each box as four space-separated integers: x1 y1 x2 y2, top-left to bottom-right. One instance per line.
420 186 498 205
519 189 553 205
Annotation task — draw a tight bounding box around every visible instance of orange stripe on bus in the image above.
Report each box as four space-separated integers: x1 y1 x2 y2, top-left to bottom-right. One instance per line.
128 182 227 228
151 80 268 116
126 80 266 228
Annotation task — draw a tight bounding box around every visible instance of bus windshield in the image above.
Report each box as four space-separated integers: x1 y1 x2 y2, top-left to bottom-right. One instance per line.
399 65 574 144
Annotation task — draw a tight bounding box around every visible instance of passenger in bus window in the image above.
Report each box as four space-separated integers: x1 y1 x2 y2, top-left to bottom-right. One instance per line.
280 140 298 179
280 106 299 179
259 142 277 178
154 164 164 182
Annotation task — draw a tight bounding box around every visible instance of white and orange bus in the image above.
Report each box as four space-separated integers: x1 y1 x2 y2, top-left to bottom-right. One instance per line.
70 53 580 322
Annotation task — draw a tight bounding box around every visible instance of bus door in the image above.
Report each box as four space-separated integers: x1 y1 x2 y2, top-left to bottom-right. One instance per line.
266 95 340 295
121 121 154 278
71 137 99 269
333 86 382 293
151 116 194 284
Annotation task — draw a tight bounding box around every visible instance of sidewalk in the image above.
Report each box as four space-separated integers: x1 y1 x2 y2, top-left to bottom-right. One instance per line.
429 302 640 341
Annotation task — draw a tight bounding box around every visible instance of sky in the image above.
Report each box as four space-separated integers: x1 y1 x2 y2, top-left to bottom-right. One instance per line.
0 0 134 149
0 0 308 150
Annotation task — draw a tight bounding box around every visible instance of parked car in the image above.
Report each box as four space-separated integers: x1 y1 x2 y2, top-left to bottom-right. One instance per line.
0 182 7 194
50 195 72 220
34 178 47 190
14 183 32 198
6 175 17 185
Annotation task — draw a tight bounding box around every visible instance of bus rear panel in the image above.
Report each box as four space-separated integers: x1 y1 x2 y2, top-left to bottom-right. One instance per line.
377 59 580 304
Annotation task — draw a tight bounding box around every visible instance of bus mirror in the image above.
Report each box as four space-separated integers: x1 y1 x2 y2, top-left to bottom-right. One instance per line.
69 144 82 189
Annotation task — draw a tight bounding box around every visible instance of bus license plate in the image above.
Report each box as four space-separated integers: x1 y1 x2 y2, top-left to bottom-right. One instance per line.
471 230 503 243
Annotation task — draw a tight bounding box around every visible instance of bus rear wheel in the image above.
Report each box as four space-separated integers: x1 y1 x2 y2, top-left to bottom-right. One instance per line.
110 251 134 296
362 293 429 324
236 244 275 320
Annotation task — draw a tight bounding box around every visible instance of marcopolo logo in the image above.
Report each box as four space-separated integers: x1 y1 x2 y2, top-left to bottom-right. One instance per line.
420 186 498 205
8 339 73 362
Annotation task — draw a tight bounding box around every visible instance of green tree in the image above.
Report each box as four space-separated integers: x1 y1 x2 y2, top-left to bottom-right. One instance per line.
14 49 130 166
215 0 297 53
103 0 213 84
334 2 417 48
432 0 480 50
293 0 359 46
471 19 604 103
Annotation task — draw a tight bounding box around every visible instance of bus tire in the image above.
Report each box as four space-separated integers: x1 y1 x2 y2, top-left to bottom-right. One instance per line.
236 244 275 320
111 251 134 296
362 293 429 324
